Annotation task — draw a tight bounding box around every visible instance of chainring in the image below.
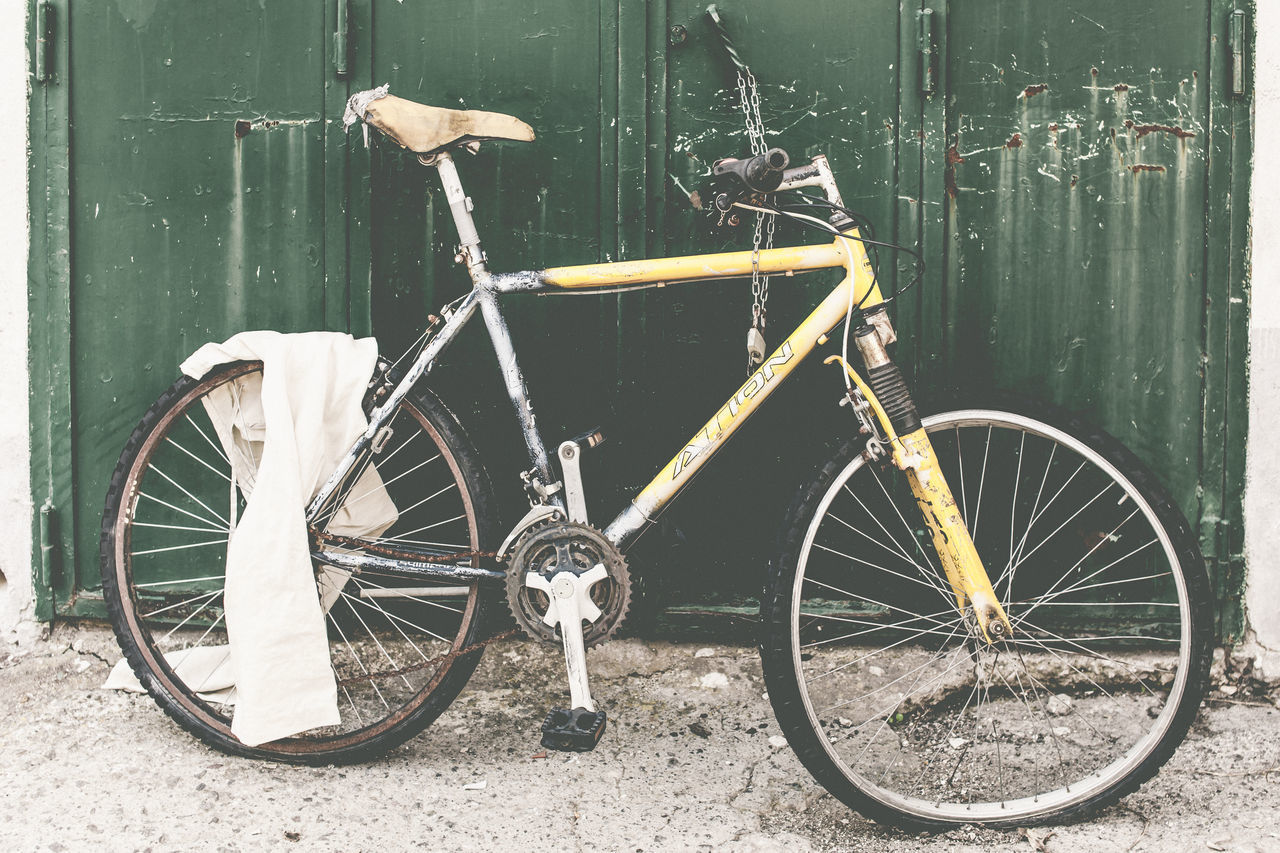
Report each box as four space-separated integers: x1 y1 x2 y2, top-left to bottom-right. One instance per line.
505 521 631 648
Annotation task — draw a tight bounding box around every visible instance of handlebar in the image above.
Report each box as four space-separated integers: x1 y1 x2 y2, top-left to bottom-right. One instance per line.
712 147 791 193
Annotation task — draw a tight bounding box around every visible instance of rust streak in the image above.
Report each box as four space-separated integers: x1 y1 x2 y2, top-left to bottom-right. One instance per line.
1021 83 1049 99
1130 164 1166 173
945 145 965 199
1131 123 1196 140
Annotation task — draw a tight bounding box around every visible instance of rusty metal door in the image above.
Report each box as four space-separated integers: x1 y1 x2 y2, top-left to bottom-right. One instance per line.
922 0 1251 633
31 1 360 616
31 2 1249 629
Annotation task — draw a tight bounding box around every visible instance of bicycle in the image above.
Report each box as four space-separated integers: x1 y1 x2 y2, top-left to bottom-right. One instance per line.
99 85 1212 831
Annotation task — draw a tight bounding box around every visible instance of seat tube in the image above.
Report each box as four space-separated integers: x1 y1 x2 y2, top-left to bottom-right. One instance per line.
477 291 560 495
434 151 489 280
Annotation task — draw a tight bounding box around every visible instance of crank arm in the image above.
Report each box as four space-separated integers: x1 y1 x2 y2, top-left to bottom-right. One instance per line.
525 565 604 711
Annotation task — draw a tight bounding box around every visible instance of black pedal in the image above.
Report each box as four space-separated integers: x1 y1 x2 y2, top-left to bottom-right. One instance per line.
540 707 607 752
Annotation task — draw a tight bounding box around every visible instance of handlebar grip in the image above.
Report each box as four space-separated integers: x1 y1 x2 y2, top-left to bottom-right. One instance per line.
713 147 791 193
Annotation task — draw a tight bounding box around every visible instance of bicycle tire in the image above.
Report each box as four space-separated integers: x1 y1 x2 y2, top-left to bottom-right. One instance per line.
760 394 1212 830
100 360 500 764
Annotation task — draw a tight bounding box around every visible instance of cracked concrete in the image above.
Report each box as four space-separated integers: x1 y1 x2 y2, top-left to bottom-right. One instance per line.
2 624 1279 852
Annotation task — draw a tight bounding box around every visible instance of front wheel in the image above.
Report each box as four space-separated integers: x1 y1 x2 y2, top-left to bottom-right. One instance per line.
760 397 1212 830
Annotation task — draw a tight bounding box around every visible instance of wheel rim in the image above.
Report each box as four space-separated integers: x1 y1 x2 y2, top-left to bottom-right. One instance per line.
788 410 1193 823
111 363 482 754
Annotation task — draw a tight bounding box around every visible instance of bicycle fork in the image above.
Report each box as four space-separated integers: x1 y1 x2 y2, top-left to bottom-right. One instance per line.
828 325 1013 644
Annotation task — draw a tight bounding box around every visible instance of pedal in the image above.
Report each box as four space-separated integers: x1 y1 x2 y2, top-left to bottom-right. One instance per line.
540 707 608 752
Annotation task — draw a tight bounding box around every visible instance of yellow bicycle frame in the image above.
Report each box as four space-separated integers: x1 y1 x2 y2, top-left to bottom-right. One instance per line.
528 232 1010 639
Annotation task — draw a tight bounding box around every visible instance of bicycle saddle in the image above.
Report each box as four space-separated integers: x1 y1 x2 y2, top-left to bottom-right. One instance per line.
343 85 534 155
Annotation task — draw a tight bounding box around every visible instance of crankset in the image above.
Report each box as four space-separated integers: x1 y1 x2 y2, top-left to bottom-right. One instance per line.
506 521 629 752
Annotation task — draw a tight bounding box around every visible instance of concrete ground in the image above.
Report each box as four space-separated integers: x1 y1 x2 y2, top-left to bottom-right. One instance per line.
1 624 1278 853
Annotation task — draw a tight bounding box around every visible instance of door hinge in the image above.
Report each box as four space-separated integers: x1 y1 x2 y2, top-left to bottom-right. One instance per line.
35 1 54 84
333 0 350 78
918 8 936 98
1229 9 1247 97
39 500 60 589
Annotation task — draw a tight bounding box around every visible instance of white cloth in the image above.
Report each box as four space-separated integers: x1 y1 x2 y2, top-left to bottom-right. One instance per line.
104 647 237 705
146 330 396 746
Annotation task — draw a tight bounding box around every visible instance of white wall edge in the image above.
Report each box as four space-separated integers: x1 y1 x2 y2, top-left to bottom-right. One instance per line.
0 5 36 645
1243 0 1280 678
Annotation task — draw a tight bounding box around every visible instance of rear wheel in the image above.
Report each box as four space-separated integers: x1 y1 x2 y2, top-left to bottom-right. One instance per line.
100 361 499 764
760 397 1212 829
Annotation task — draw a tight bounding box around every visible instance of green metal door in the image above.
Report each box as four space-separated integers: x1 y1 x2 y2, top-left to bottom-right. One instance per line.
30 0 360 617
922 0 1251 634
31 2 1249 630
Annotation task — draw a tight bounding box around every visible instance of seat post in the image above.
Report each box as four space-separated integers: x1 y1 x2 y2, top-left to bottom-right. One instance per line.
431 151 488 280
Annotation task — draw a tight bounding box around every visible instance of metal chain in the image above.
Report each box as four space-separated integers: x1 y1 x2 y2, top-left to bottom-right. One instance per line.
736 66 774 371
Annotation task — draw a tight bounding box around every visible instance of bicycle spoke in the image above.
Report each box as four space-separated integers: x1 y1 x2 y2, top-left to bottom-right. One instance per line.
332 583 414 690
802 577 957 629
329 582 454 646
159 591 223 643
343 453 441 510
1001 478 1114 585
866 469 947 575
184 413 230 466
384 482 458 520
812 541 953 604
131 520 229 535
326 611 391 711
969 425 993 541
148 464 232 529
1008 621 1164 697
801 604 959 649
165 436 232 484
1005 431 1027 601
131 538 228 557
1011 643 1070 788
1016 534 1157 622
135 575 226 588
141 589 222 620
138 492 229 532
806 613 963 681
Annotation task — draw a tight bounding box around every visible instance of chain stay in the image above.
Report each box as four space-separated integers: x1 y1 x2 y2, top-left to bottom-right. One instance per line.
312 529 497 566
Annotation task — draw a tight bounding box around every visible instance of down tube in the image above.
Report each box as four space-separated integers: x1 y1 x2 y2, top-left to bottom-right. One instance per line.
604 270 877 546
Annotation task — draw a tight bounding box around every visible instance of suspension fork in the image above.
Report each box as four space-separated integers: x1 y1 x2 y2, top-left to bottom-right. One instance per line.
829 326 1013 643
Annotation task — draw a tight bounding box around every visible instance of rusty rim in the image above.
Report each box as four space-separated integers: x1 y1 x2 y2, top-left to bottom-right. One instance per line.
111 362 483 755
